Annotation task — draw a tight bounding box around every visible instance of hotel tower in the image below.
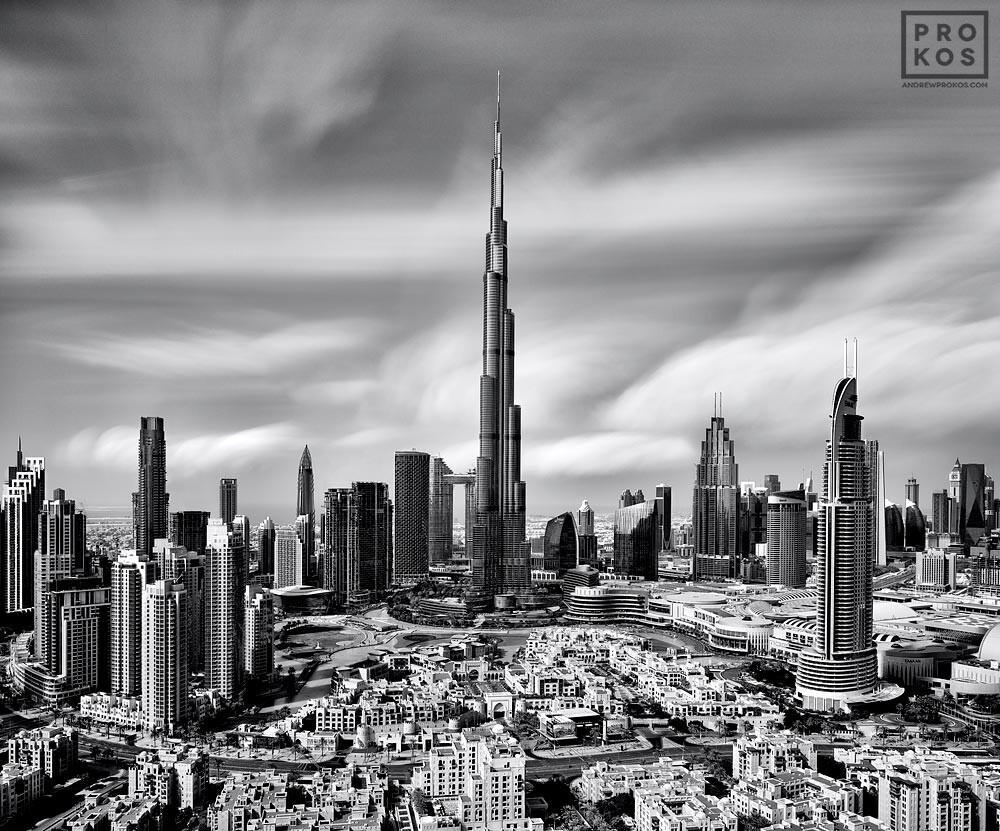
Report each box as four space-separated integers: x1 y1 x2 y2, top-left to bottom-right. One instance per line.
472 73 529 598
797 342 878 711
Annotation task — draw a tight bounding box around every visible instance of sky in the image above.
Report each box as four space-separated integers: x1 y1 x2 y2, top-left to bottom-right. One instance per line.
1 0 998 521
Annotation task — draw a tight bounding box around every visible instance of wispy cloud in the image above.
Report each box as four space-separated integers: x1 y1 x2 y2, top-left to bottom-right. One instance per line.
49 320 381 378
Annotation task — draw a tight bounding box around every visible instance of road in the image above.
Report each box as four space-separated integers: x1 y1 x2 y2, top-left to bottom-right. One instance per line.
525 740 726 780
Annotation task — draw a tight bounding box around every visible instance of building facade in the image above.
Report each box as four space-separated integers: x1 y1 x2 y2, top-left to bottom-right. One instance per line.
142 579 189 735
394 450 430 584
219 478 238 526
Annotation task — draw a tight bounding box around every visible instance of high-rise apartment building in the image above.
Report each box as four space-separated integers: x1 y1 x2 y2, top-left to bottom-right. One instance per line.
274 522 308 590
111 551 156 697
867 442 888 567
159 542 205 673
133 417 167 560
219 479 238 526
142 579 189 736
204 519 245 701
323 489 351 605
429 457 455 564
916 549 957 590
244 585 274 681
932 490 951 536
472 76 529 600
394 450 430 584
34 490 86 659
576 500 598 566
257 517 275 577
692 412 741 581
296 445 315 574
797 345 878 711
347 482 392 606
2 442 45 614
168 510 209 555
31 576 110 704
766 490 807 588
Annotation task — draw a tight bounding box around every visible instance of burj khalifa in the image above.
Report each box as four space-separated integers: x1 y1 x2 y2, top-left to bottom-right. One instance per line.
472 73 530 599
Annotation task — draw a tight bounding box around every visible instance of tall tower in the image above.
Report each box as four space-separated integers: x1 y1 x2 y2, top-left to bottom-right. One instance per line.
576 500 597 566
472 73 529 600
257 517 275 577
2 441 45 614
766 490 807 588
134 417 167 560
296 446 315 573
111 551 156 696
692 400 741 581
394 450 430 584
905 477 919 508
323 489 352 605
797 342 878 711
429 457 455 565
34 489 86 661
949 458 962 536
142 578 189 735
867 444 887 567
205 519 245 700
346 482 393 606
219 479 238 526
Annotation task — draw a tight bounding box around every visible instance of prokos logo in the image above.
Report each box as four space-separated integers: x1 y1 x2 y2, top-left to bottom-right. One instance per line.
901 11 988 79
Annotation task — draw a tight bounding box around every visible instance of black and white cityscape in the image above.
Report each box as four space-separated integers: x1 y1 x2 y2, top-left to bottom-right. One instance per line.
1 3 998 831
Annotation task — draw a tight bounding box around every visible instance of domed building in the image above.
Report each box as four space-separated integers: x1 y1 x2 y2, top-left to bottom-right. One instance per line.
929 622 1000 701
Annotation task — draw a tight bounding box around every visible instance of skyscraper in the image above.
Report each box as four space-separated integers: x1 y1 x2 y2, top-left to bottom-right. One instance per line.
111 551 156 697
959 463 987 549
134 417 168 560
905 477 920 507
613 498 661 580
394 450 430 584
296 446 315 575
34 489 86 658
257 517 275 577
655 484 673 552
142 578 189 736
323 489 351 605
346 482 392 606
542 513 579 575
866 443 887 567
243 585 274 681
797 345 878 711
949 458 962 536
763 474 782 496
2 441 45 614
205 519 244 701
429 457 454 565
692 407 741 581
159 542 205 673
219 479 238 526
471 74 529 599
274 522 307 590
168 510 209 555
766 490 807 588
576 500 598 567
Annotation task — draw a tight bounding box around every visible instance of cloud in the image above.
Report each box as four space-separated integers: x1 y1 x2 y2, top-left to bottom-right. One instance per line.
526 432 695 478
61 422 304 480
49 320 381 378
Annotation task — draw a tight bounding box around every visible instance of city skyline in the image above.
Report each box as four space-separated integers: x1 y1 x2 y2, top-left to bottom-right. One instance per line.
2 2 999 521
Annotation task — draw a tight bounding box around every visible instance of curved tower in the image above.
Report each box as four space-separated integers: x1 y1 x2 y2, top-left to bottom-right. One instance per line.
797 343 878 711
472 73 528 598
